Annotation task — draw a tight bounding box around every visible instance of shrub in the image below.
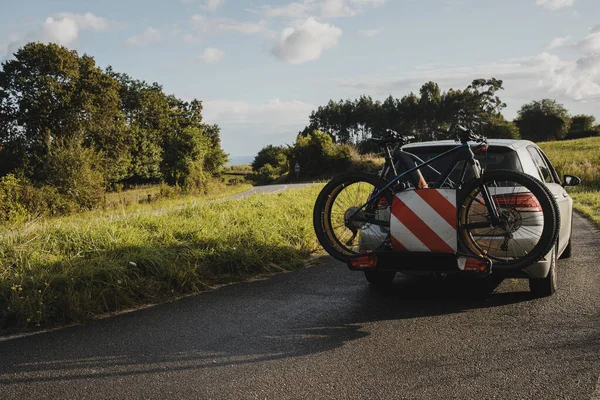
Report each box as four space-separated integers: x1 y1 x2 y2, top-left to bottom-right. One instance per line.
0 175 29 224
162 127 211 190
248 164 281 185
287 130 353 179
0 175 80 224
44 143 105 210
484 118 520 139
252 145 288 174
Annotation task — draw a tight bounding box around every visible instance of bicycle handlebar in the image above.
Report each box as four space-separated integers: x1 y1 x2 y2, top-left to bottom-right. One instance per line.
434 125 487 144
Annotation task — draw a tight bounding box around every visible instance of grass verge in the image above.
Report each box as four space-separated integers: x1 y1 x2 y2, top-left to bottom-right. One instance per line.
103 180 253 216
0 185 322 332
539 137 600 227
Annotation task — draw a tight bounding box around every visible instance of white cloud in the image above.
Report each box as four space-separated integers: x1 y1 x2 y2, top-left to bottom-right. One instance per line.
547 35 571 49
535 0 575 10
126 27 161 46
41 17 79 46
55 12 109 31
576 30 600 54
257 1 312 19
1 12 109 59
204 0 225 10
254 0 388 20
198 47 224 63
191 14 270 35
272 17 342 64
321 0 359 17
41 12 109 46
359 28 382 37
335 47 600 103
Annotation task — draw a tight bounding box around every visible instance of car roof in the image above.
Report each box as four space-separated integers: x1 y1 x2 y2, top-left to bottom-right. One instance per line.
402 139 536 151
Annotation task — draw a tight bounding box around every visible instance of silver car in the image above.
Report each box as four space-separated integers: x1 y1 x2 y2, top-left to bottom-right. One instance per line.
360 139 580 296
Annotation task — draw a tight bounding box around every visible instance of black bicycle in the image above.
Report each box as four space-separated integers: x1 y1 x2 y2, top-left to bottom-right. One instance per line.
313 126 559 271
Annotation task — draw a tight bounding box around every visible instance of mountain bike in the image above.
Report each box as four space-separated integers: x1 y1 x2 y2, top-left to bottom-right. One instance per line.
313 126 560 271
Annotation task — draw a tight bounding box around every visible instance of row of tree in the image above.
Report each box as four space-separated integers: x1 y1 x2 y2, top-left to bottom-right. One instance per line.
251 79 598 184
301 79 599 145
0 42 228 212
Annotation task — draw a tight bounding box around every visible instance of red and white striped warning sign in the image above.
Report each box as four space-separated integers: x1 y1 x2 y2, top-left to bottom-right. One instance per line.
390 189 457 253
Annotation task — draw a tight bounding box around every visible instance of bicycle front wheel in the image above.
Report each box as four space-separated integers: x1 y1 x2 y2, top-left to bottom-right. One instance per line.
457 169 559 270
313 173 394 262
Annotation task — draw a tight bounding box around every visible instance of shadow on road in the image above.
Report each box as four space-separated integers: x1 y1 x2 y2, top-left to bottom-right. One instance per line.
0 256 545 385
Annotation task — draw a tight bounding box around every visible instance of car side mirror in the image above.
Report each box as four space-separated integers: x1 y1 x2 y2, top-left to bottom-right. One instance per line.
562 175 581 187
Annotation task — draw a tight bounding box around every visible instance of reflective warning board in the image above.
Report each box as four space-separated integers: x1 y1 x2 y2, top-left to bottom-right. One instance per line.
390 189 457 253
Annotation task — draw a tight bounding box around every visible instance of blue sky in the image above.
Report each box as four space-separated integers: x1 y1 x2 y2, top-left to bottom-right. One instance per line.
2 0 600 159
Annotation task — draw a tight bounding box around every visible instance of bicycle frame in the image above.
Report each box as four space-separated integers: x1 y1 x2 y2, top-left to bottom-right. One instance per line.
351 141 501 227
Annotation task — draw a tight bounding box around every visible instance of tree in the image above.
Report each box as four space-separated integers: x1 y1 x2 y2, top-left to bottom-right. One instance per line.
515 99 571 142
252 145 288 174
161 126 211 188
287 130 352 178
567 114 599 139
483 117 520 140
299 78 508 147
199 124 228 175
0 43 125 183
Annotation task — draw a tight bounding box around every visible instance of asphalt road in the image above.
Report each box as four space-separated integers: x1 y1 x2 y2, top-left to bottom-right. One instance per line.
0 213 599 399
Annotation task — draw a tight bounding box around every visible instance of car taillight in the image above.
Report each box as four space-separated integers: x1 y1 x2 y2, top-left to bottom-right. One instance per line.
349 254 378 268
493 192 542 212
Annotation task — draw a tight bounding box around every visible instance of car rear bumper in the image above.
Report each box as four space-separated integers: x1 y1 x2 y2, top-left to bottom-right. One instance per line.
347 251 492 276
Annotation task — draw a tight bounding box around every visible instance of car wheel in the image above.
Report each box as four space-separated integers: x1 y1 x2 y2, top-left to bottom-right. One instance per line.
559 214 573 259
529 244 557 298
364 270 396 288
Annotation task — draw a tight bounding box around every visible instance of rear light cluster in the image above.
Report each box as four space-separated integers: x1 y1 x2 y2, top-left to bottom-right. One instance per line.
349 254 378 268
463 258 489 272
493 192 542 212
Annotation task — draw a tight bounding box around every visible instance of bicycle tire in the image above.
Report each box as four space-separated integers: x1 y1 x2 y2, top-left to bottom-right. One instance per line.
313 172 394 262
457 169 559 270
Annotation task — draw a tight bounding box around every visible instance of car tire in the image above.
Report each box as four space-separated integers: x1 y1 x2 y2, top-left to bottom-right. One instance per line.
364 270 396 288
529 244 557 298
559 214 573 259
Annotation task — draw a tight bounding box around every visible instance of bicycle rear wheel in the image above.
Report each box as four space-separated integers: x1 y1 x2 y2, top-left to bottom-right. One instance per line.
457 169 559 270
313 173 394 262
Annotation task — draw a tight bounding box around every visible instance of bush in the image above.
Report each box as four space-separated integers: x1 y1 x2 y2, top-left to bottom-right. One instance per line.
248 164 281 185
565 129 599 140
162 126 211 190
287 130 353 179
0 175 29 224
252 145 288 174
484 118 520 139
0 175 80 224
44 143 105 210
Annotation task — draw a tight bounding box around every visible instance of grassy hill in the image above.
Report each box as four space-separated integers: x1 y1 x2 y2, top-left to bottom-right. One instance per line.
539 137 600 226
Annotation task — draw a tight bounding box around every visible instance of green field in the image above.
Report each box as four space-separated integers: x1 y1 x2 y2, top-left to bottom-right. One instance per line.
539 137 600 226
0 185 322 331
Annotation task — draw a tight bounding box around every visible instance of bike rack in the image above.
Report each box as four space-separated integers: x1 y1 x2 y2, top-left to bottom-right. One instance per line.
348 187 493 275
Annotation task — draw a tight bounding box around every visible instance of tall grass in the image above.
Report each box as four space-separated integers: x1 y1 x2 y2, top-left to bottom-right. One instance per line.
539 137 600 189
539 137 600 226
0 185 322 330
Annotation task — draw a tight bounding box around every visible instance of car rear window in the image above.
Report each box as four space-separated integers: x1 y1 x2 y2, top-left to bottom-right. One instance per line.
401 145 523 186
